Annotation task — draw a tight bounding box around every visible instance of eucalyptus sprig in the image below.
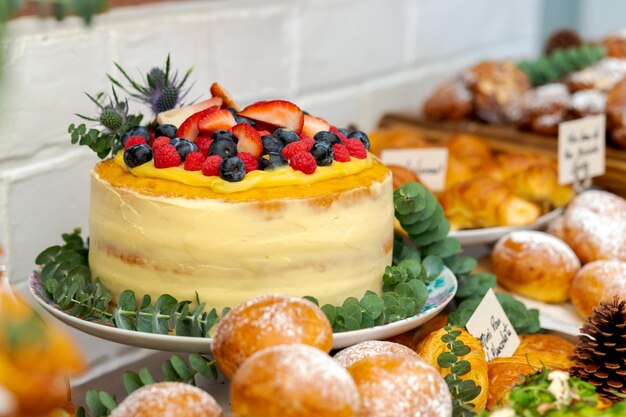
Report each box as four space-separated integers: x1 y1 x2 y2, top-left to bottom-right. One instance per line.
76 353 219 417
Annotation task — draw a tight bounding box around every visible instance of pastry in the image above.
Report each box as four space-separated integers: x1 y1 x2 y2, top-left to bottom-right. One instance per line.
368 127 428 157
546 216 566 241
545 29 582 54
446 134 493 171
506 163 574 208
333 340 420 368
423 77 474 121
485 152 555 182
514 334 575 369
0 387 16 417
416 327 488 411
566 58 626 93
464 61 531 125
492 231 580 303
387 164 422 191
520 83 570 135
110 382 223 417
230 344 360 417
89 95 394 312
569 89 607 118
603 33 626 58
562 190 626 263
606 77 626 149
570 260 626 317
213 294 332 379
445 154 476 189
347 355 452 417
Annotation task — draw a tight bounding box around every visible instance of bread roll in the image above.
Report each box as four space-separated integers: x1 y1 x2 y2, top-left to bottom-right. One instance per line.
231 344 359 417
213 294 332 379
562 190 626 263
492 231 580 303
334 341 420 368
347 355 451 417
566 58 626 93
110 382 222 417
423 77 474 121
570 260 626 317
546 216 566 241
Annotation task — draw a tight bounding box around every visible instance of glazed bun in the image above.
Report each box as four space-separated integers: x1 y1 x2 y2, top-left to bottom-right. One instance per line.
347 355 451 417
492 231 580 303
213 294 332 379
562 190 626 263
110 382 222 417
230 344 359 417
570 260 626 317
333 340 420 368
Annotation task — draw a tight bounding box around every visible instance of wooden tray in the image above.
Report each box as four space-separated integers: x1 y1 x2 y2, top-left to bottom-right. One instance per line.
378 113 626 198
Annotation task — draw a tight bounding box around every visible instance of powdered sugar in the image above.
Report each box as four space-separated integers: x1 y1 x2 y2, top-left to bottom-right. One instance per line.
496 230 580 270
334 340 420 368
570 90 607 115
578 260 626 294
524 83 570 114
568 58 626 92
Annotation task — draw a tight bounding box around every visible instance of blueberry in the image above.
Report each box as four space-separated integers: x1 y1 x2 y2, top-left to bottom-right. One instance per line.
273 128 300 145
310 142 334 166
348 130 370 150
226 107 238 117
154 124 178 139
338 128 350 137
314 131 341 145
234 115 256 127
175 139 198 161
220 157 246 182
262 135 284 154
169 137 182 148
211 130 238 143
123 144 153 168
209 138 237 159
121 126 150 145
259 152 288 170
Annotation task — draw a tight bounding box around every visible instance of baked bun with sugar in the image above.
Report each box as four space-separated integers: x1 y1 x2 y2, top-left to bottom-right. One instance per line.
570 260 626 317
333 340 420 368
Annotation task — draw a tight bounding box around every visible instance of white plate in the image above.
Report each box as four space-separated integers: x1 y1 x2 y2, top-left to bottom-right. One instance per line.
511 293 583 339
449 208 563 246
30 268 457 352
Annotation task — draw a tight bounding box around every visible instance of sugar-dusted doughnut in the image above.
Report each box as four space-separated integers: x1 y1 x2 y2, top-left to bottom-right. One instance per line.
333 340 420 368
570 260 626 317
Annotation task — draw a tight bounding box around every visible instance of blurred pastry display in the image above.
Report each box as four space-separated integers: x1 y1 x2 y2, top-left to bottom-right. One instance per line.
570 260 626 317
519 83 570 135
423 77 473 121
333 340 420 369
606 77 626 148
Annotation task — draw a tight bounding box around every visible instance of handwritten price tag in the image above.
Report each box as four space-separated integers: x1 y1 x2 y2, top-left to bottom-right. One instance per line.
380 148 448 191
558 115 606 186
465 289 520 361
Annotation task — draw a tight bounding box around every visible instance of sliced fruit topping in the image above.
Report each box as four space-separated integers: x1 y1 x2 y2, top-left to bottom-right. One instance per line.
261 135 284 154
212 130 238 143
347 130 371 150
175 139 199 161
232 124 263 158
195 135 213 156
153 136 172 149
176 106 220 142
210 82 239 111
302 115 330 138
198 109 237 135
157 96 223 127
124 136 148 150
238 100 304 133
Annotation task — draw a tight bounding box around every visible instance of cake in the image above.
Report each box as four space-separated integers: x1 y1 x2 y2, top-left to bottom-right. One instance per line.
88 85 394 311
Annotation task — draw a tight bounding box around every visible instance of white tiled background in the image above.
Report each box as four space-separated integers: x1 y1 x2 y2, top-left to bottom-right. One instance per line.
0 0 544 384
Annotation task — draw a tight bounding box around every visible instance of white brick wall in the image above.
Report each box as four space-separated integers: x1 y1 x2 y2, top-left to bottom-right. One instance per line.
0 0 541 384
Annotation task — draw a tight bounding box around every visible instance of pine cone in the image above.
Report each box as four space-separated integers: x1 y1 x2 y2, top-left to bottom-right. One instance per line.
570 296 626 401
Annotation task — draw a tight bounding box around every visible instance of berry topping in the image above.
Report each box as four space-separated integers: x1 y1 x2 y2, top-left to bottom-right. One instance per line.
157 97 222 127
314 131 341 145
329 126 348 142
257 130 272 137
198 108 237 135
237 152 259 173
310 141 334 166
261 135 284 154
332 143 351 162
122 126 151 145
273 128 301 145
338 127 350 137
302 115 331 138
232 124 263 158
234 114 256 126
184 152 205 171
211 130 238 143
154 124 178 139
344 138 367 159
238 100 304 133
169 137 182 148
152 136 172 149
195 135 213 156
175 139 199 161
153 144 182 168
259 152 288 170
220 157 246 182
348 130 371 150
123 144 153 168
124 136 147 150
208 138 237 159
210 82 239 111
289 152 317 175
201 155 223 176
282 140 313 160
176 105 219 142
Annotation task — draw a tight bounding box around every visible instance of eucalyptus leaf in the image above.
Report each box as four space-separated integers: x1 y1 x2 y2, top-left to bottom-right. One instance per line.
123 371 142 394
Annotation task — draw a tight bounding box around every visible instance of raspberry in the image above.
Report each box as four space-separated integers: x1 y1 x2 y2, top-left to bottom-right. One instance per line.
289 152 317 174
152 136 171 149
196 135 213 156
237 152 259 173
282 140 313 160
301 136 315 148
184 152 205 171
344 138 367 159
333 143 351 162
153 144 181 168
202 155 223 176
124 136 147 150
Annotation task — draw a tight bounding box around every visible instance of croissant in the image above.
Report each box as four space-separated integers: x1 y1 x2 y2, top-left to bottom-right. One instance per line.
440 178 541 230
485 152 555 182
506 163 575 208
368 127 428 157
446 134 494 171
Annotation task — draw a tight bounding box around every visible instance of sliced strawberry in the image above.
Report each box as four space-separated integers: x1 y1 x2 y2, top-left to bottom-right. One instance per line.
157 97 223 127
176 106 220 142
302 115 331 138
232 124 263 158
238 100 304 133
210 82 239 111
198 109 237 135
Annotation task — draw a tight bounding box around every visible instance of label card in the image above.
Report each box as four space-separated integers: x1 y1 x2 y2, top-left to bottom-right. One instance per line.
558 115 606 186
465 289 520 361
380 148 448 191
